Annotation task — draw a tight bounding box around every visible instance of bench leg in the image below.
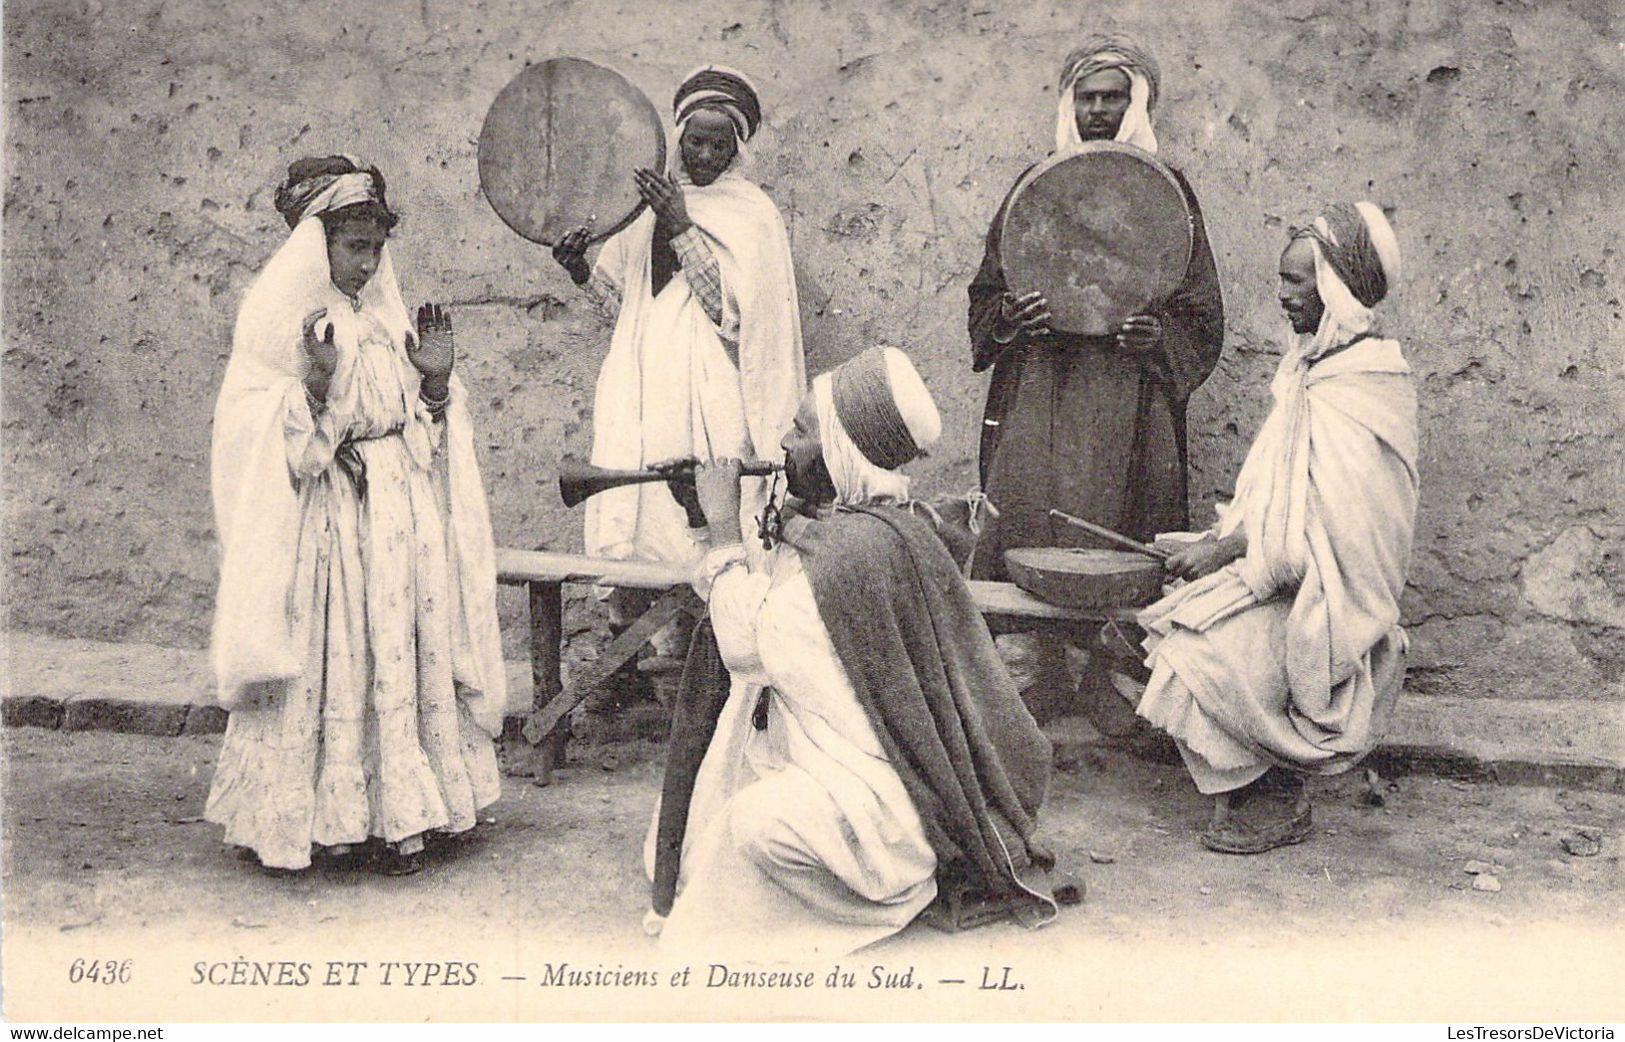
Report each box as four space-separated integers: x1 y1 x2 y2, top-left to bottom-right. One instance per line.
529 580 567 787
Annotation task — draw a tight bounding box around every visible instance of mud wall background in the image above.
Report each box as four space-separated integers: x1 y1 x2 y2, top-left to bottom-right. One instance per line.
5 0 1621 708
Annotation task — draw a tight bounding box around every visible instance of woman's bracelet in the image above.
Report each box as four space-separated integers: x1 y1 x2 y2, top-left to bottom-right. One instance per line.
419 384 451 415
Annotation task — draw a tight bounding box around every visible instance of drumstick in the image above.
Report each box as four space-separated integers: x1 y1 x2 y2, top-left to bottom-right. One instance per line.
1047 509 1169 561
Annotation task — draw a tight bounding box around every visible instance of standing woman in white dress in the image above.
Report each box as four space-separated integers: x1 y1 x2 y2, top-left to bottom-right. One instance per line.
205 155 507 876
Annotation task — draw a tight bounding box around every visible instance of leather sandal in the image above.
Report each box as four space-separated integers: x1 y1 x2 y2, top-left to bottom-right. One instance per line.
312 843 372 871
375 848 426 876
1201 804 1313 854
232 845 303 876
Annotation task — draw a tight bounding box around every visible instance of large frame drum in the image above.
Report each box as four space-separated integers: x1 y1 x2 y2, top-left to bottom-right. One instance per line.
478 57 666 246
1000 141 1193 336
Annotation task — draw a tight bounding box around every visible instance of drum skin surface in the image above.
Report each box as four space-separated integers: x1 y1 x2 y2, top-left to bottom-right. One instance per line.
478 57 666 246
1000 141 1192 336
1005 547 1165 610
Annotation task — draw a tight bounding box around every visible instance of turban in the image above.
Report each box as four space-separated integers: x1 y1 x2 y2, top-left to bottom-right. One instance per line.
1292 201 1400 308
673 65 762 143
1055 32 1161 155
272 156 391 229
814 347 941 505
1291 201 1402 354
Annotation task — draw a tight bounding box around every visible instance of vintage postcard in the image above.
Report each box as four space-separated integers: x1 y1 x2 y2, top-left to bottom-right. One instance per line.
3 0 1622 1025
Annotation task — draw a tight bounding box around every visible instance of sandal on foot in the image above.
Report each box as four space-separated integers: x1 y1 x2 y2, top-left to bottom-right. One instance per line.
259 863 304 878
422 828 473 850
232 846 302 876
1201 805 1312 854
375 848 425 876
313 844 371 871
1254 767 1306 799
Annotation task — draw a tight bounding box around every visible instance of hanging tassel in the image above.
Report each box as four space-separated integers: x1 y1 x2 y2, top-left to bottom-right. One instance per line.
964 489 1000 535
906 498 945 528
755 472 785 551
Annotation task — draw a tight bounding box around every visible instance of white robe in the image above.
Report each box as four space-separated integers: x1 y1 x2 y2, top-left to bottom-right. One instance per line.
585 173 805 572
644 544 938 958
1135 336 1419 793
206 218 505 868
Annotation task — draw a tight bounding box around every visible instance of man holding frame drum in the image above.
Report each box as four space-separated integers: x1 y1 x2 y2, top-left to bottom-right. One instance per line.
549 65 806 668
966 33 1225 730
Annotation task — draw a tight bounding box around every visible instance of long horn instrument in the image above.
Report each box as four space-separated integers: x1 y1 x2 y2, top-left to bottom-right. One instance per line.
558 455 784 508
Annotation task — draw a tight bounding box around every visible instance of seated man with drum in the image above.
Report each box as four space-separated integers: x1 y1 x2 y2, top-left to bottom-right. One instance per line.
646 348 1073 955
1107 202 1417 854
552 65 806 660
967 34 1224 729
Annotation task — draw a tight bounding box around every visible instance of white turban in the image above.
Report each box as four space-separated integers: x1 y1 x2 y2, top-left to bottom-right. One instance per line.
1054 35 1161 155
1294 201 1402 357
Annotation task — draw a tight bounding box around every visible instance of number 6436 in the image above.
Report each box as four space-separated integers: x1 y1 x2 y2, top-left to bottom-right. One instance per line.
68 958 131 984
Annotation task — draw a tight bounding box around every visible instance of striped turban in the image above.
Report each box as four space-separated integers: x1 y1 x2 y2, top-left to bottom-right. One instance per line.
1292 202 1401 308
1056 32 1162 154
814 347 941 505
1058 33 1162 111
1291 201 1402 352
673 65 762 143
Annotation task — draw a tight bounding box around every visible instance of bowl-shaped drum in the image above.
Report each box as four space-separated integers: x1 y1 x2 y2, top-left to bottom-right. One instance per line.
1004 547 1165 610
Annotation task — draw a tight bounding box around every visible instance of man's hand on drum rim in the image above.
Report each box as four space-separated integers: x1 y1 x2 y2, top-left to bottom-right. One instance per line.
1117 313 1164 354
552 225 594 284
994 290 1052 343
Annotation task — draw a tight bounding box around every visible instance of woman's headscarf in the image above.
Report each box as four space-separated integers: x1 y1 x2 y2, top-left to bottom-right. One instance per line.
272 155 393 230
227 163 412 386
1291 201 1403 358
1054 32 1161 155
813 347 941 506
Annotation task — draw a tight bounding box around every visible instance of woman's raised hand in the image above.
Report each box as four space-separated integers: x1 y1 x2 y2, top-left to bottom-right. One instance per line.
301 308 337 404
406 303 455 383
302 308 337 374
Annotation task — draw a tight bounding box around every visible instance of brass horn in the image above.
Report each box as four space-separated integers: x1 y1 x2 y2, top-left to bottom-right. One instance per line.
557 456 784 509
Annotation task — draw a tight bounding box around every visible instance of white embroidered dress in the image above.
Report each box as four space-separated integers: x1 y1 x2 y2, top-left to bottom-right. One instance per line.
205 215 506 870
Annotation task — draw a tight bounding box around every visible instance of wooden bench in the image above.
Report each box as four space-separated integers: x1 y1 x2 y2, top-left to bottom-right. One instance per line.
495 548 1136 784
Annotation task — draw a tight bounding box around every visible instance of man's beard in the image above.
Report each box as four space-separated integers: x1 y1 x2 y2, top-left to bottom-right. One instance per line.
784 455 834 505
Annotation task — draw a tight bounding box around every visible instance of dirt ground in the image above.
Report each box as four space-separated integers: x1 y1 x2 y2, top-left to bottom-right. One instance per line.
3 727 1622 1021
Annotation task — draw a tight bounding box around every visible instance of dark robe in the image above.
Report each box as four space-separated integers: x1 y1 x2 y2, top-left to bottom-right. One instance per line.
798 505 1060 909
968 162 1224 581
653 503 1070 922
